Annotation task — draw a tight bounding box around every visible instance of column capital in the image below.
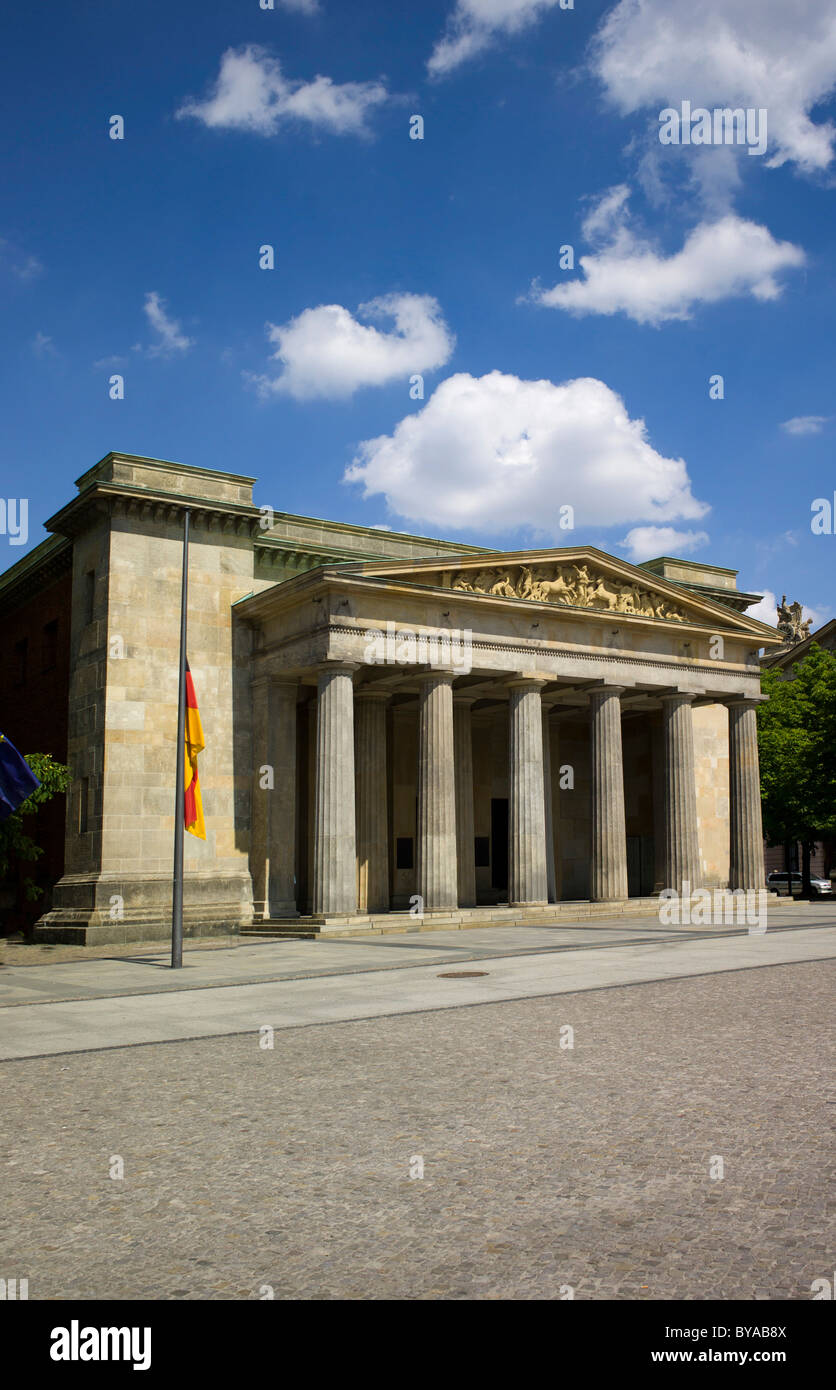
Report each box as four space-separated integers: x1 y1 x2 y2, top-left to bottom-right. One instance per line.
416 670 456 687
314 661 360 679
659 691 697 706
354 687 392 703
726 695 768 710
589 683 628 701
506 674 550 692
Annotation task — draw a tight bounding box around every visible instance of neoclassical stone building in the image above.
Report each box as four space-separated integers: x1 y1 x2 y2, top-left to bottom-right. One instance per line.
0 454 781 943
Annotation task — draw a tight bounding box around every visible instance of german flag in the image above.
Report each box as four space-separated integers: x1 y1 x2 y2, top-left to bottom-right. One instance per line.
184 661 205 839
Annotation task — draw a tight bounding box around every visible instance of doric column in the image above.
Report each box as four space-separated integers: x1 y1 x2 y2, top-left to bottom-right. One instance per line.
728 698 765 891
313 664 358 916
589 685 628 902
250 677 297 918
661 693 701 893
355 691 390 914
268 680 298 917
417 673 458 911
650 718 667 893
303 696 317 914
542 706 557 904
508 678 548 906
454 696 477 907
250 676 271 920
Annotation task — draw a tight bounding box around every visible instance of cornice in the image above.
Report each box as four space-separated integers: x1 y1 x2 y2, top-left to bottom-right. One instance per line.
45 482 263 540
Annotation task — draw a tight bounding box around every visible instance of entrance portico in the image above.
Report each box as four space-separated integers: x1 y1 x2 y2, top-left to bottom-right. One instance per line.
236 545 774 932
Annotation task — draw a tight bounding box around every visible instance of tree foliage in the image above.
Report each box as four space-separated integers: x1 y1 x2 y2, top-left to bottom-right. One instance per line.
758 644 836 850
0 753 72 901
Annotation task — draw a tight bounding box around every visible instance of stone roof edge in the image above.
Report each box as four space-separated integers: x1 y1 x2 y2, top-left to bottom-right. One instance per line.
639 555 739 579
76 451 257 490
261 511 487 556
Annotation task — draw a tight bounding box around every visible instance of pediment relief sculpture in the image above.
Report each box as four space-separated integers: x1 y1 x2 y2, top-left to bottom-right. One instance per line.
448 562 688 621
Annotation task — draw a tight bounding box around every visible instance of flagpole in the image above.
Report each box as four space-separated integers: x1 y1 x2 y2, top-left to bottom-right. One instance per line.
171 508 191 968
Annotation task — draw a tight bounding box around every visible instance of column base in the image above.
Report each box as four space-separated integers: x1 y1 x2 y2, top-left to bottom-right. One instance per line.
307 912 371 928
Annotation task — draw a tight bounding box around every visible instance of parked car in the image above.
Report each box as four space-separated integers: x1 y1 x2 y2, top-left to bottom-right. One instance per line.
767 870 833 897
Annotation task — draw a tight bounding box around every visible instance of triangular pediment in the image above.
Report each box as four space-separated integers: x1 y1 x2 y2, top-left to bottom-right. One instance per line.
334 546 781 641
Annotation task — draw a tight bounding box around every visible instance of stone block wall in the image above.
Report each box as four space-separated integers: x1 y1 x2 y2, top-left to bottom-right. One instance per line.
39 510 259 942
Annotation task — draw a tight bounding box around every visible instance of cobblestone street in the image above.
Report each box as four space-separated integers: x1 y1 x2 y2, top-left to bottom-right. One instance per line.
2 959 833 1301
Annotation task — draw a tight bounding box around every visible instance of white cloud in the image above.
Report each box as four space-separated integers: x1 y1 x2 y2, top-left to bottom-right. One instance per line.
428 0 564 77
635 142 744 217
780 415 830 436
252 293 455 400
592 0 836 173
345 371 710 537
31 331 57 357
0 238 43 281
620 525 710 564
529 187 804 325
177 45 388 137
747 589 780 627
806 605 834 630
143 292 194 356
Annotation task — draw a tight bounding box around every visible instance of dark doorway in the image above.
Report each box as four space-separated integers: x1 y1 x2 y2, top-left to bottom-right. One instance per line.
491 797 509 892
627 835 656 897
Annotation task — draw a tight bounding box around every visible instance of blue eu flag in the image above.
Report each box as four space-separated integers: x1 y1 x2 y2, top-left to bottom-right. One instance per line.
0 734 41 822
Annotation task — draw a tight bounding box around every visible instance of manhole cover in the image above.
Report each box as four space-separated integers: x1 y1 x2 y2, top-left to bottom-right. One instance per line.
437 970 489 978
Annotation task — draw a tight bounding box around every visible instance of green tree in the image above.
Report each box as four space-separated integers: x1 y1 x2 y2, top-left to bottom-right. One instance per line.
0 753 72 904
758 645 836 896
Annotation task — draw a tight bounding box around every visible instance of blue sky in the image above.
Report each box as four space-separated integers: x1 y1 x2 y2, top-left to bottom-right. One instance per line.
2 0 835 625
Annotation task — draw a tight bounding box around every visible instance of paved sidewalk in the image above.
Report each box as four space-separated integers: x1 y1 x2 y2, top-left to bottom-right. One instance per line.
2 901 831 1008
2 923 834 1060
0 922 714 1007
